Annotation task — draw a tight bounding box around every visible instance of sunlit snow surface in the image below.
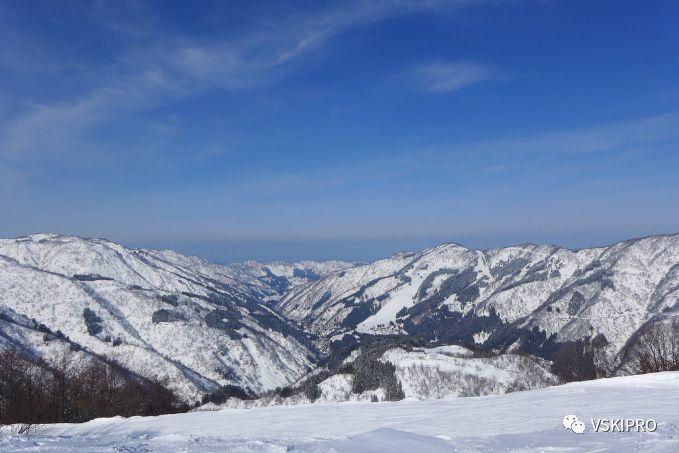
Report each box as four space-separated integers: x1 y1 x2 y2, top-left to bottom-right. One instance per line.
0 234 351 400
279 234 679 356
2 372 679 452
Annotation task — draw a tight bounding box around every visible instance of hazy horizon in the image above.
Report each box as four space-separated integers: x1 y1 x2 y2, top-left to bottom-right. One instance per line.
5 230 678 264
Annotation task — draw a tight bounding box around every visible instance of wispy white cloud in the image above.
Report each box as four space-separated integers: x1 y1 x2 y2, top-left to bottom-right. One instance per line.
124 110 679 198
457 110 679 156
1 69 175 160
82 111 679 242
298 111 679 189
409 60 495 93
1 0 490 162
4 109 677 247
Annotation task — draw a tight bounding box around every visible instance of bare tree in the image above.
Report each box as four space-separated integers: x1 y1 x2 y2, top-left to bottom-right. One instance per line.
626 320 679 374
550 340 597 383
0 348 188 428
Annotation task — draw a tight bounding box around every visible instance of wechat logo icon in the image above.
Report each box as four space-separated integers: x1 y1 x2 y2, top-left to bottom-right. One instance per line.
563 415 586 434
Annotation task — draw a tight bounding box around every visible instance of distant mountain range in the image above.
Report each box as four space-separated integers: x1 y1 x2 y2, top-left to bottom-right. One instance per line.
0 233 351 401
1 232 678 402
279 234 679 362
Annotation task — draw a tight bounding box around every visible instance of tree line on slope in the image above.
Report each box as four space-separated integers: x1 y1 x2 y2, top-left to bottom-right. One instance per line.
0 349 189 428
3 320 677 427
203 336 413 406
202 320 679 407
624 320 679 374
548 319 679 383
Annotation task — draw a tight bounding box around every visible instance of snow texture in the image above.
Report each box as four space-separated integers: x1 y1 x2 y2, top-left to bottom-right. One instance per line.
2 372 678 451
0 234 348 401
279 234 679 360
3 232 679 402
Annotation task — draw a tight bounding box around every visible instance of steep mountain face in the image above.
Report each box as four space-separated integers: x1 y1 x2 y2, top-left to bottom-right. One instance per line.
278 235 679 362
108 247 352 304
3 232 678 403
0 234 346 402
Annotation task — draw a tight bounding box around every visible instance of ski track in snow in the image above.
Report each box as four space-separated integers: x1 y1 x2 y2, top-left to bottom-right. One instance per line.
2 372 679 452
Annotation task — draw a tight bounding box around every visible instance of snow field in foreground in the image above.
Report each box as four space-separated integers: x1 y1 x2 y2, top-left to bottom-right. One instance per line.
1 372 679 452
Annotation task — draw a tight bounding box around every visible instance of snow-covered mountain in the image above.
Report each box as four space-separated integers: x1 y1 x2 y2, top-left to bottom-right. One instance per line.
0 234 347 402
210 344 557 408
278 234 679 364
3 232 679 403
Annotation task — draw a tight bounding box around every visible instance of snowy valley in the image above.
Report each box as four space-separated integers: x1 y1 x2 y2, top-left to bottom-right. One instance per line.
0 233 351 401
1 233 679 405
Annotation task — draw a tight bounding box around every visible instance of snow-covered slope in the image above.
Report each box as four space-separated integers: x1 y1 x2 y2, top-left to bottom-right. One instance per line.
381 345 556 399
4 372 678 451
3 232 679 403
278 234 679 362
315 344 556 403
207 344 556 408
221 259 354 303
0 234 345 401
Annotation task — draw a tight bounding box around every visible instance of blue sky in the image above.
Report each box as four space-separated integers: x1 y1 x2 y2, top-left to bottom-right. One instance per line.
1 0 678 262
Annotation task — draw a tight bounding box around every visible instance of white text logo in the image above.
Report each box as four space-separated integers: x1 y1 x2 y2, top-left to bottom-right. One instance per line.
591 419 657 433
563 415 658 434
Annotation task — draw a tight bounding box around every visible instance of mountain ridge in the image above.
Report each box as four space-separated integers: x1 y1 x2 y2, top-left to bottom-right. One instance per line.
0 233 351 402
2 232 679 402
278 233 679 368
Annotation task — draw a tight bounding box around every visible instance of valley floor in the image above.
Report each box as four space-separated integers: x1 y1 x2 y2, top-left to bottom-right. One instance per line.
2 372 679 452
